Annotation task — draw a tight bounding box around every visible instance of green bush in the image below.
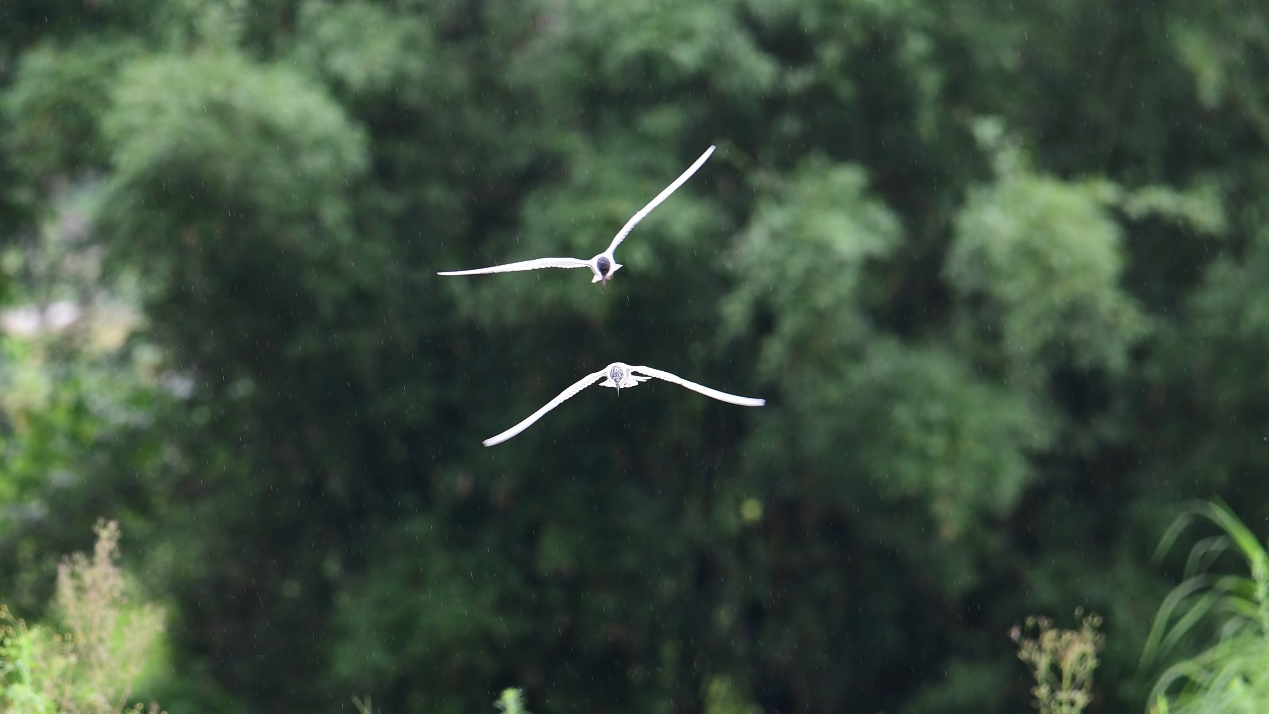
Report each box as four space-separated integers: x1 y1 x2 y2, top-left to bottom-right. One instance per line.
0 520 164 714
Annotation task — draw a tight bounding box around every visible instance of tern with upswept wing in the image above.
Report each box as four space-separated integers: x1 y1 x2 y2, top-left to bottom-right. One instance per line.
482 361 764 447
439 146 716 288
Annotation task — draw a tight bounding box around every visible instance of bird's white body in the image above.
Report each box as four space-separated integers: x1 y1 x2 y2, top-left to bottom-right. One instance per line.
439 146 716 287
482 361 764 447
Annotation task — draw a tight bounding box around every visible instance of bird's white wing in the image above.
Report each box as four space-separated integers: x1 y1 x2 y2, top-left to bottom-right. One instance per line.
439 257 590 276
605 145 716 256
632 365 765 407
483 368 608 446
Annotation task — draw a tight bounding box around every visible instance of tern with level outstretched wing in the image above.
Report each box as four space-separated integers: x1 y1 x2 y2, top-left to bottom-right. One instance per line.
439 146 716 288
482 361 764 446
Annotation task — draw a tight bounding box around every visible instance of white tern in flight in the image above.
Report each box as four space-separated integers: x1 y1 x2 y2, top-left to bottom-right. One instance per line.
482 361 764 446
439 146 716 288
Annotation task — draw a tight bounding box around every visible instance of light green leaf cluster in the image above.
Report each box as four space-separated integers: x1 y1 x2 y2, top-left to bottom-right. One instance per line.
845 342 1053 540
522 0 779 103
92 49 370 330
729 155 1056 596
3 40 140 186
947 152 1148 376
1117 181 1228 236
288 2 444 104
743 335 1053 595
1183 231 1269 357
103 52 367 221
1165 2 1269 140
725 158 901 373
495 688 528 714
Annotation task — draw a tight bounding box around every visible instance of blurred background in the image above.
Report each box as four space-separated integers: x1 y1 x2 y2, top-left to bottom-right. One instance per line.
1 1 1268 712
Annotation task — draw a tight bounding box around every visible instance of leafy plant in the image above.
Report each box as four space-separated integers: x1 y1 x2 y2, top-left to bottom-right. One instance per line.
494 688 528 714
1011 610 1104 714
946 122 1148 380
1140 500 1269 713
0 520 164 714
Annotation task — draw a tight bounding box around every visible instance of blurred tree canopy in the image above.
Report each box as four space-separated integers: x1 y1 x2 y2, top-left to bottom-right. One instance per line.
2 0 1268 712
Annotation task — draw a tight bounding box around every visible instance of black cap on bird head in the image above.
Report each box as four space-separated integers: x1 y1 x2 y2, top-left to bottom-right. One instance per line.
596 256 612 290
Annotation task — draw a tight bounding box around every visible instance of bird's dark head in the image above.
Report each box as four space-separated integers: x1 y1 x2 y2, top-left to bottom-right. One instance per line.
591 256 622 289
595 255 612 289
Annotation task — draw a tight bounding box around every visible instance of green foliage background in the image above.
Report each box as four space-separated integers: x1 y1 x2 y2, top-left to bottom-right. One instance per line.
2 0 1268 711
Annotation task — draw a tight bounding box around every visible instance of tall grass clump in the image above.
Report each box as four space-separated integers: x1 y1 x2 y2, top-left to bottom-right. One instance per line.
1011 609 1104 714
0 520 165 714
1140 500 1269 713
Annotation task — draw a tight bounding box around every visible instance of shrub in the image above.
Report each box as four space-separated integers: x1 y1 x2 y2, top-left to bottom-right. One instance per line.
0 520 164 714
1011 610 1104 714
